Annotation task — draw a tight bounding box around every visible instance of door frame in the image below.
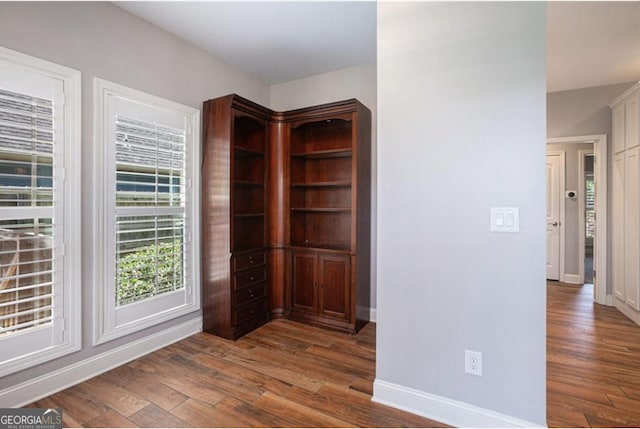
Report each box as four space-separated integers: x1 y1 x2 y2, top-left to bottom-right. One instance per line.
578 149 595 286
546 150 566 282
547 134 608 306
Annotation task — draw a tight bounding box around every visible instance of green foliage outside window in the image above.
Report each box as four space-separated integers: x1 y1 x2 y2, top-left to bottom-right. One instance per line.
117 241 184 306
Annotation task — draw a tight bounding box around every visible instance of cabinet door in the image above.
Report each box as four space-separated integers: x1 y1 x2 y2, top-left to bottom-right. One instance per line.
318 254 350 320
613 153 626 301
612 104 625 154
626 97 640 150
291 251 317 313
625 148 640 311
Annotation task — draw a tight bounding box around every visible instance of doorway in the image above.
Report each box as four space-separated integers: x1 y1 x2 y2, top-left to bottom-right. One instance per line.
546 135 608 305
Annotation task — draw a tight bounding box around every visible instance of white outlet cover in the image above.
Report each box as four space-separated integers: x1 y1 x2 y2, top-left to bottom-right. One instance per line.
465 350 483 376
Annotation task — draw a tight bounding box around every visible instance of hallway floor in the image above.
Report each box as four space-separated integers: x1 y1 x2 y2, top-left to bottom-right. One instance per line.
547 281 640 427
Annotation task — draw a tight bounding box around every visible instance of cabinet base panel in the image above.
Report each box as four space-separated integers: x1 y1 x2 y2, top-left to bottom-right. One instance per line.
203 313 269 340
270 309 286 319
288 310 367 335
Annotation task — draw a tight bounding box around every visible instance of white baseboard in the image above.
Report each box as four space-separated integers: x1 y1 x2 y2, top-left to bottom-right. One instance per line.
614 299 640 326
370 308 377 323
0 317 202 408
372 379 544 428
563 274 582 284
606 294 615 307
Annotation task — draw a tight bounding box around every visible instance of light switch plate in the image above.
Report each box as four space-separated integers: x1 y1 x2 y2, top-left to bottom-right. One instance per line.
490 207 519 232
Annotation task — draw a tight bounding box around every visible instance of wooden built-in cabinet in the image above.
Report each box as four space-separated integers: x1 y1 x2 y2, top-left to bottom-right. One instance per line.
201 96 270 339
290 250 351 324
202 95 371 339
610 81 640 326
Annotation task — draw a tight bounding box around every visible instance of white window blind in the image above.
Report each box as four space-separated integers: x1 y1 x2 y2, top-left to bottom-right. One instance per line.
0 87 56 331
0 88 55 337
95 78 199 345
586 173 595 239
0 46 81 377
115 116 186 306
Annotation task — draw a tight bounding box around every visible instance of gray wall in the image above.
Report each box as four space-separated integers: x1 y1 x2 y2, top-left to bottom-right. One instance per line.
547 81 636 293
0 1 269 390
547 82 635 138
270 63 378 314
547 143 593 277
376 2 546 425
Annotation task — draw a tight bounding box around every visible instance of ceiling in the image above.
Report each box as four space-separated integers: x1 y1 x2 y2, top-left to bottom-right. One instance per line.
547 1 640 93
116 1 640 91
115 1 376 85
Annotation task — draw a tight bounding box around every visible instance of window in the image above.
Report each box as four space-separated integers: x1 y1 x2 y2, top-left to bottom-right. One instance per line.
94 79 199 344
0 47 81 376
585 173 595 239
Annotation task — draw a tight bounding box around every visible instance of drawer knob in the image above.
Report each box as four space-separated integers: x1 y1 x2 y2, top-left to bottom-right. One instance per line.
251 309 255 314
249 276 255 281
249 290 255 298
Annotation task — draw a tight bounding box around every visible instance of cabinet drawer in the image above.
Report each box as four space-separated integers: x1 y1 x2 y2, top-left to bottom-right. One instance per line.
235 282 266 307
233 251 265 272
234 266 266 290
234 298 267 324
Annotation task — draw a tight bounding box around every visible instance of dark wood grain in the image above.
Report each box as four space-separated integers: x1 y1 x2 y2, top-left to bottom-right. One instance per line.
29 320 447 428
202 95 371 339
202 96 271 339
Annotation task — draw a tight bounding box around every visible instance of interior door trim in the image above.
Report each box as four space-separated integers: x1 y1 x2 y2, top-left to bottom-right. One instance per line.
547 134 609 306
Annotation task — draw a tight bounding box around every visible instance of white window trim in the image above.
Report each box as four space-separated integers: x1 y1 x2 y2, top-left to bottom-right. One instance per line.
0 46 82 377
93 78 200 345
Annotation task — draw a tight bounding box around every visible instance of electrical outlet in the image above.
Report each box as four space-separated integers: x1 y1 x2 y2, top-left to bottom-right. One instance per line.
465 350 483 376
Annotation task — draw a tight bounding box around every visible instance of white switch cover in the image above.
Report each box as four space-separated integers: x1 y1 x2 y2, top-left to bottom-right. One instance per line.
491 207 519 232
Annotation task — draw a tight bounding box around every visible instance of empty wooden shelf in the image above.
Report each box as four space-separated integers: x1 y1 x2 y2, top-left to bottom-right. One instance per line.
202 94 371 339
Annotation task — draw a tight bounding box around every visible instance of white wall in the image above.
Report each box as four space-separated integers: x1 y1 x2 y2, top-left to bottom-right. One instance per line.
0 1 268 393
375 2 546 426
270 63 378 315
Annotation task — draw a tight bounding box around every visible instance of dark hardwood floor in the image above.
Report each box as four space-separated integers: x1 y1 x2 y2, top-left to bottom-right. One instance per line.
28 282 640 428
547 281 640 427
29 320 447 428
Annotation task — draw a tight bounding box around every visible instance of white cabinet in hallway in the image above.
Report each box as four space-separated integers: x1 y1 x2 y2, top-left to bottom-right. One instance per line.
610 82 640 323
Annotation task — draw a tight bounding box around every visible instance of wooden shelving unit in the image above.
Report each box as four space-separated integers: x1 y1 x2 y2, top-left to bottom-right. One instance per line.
202 95 371 339
202 96 270 339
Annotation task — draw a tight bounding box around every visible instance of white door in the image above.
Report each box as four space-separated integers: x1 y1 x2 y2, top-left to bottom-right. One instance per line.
546 154 562 280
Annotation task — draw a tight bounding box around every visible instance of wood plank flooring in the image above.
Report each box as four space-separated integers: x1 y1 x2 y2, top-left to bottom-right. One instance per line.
29 320 447 428
547 281 640 427
28 282 640 427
